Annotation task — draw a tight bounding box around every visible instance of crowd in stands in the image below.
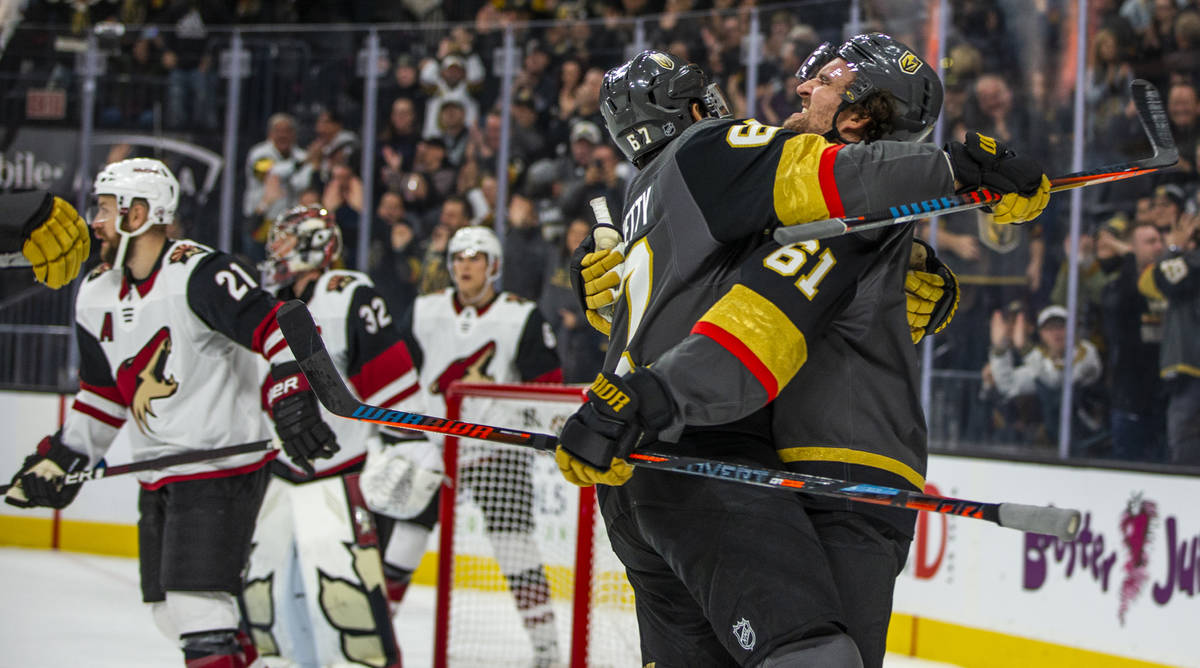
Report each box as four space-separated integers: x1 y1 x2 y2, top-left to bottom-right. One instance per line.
3 0 1200 465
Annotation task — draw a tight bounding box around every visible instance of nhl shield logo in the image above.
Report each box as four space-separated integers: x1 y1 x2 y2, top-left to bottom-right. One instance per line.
732 618 756 651
898 50 923 75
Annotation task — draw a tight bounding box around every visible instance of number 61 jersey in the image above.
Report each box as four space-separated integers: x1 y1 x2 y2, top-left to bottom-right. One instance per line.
605 117 954 433
64 239 290 488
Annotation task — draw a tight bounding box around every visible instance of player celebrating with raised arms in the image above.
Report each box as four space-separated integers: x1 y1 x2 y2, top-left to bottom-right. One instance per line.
555 44 1049 666
242 205 436 667
4 158 338 668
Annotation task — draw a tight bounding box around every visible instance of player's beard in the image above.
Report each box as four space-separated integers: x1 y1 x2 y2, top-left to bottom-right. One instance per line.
97 230 120 265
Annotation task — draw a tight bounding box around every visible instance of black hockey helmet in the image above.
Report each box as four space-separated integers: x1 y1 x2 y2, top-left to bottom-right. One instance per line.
796 33 943 143
600 50 731 165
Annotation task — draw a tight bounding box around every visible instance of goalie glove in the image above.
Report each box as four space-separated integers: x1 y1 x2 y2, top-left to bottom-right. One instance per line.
360 437 444 519
946 131 1051 224
556 369 675 487
5 435 89 509
569 223 624 336
906 238 959 344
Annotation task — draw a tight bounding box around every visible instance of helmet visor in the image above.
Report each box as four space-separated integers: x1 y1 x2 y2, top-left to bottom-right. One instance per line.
795 42 837 82
703 83 733 119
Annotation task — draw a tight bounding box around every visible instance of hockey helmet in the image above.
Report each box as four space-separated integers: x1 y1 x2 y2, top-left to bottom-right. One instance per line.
261 205 342 287
92 158 180 268
447 225 503 282
600 50 732 166
796 33 943 143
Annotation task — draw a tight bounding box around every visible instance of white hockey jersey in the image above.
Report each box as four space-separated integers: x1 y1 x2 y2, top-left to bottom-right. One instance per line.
265 270 426 480
408 289 562 444
63 239 293 487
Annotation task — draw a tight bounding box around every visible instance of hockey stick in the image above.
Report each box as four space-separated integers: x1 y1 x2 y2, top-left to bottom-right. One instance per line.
0 438 278 496
0 253 30 268
774 79 1177 245
275 300 1082 540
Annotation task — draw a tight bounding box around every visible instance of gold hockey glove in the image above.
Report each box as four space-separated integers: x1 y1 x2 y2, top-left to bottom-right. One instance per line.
556 369 675 487
569 224 624 336
20 193 91 289
947 132 1050 224
906 239 959 344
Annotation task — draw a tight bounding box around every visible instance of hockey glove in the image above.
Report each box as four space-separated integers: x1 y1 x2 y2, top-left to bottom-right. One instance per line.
906 239 960 344
946 132 1051 224
569 224 624 336
556 369 675 487
266 362 339 478
5 435 89 509
13 192 91 289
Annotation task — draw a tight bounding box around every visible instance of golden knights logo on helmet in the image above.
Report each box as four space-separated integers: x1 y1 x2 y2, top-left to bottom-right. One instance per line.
898 51 923 75
648 52 676 70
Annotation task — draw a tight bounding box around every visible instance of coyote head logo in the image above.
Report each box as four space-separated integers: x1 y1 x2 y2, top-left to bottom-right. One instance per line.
117 326 179 434
431 341 496 394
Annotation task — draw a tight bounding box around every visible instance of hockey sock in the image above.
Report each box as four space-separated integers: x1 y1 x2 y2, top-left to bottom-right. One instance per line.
181 630 248 668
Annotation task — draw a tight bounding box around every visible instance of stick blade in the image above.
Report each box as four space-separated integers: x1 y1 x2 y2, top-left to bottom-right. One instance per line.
1131 79 1179 162
997 503 1082 541
275 300 360 416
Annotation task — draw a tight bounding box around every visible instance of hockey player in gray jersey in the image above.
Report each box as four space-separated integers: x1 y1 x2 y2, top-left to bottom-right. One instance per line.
555 45 1049 666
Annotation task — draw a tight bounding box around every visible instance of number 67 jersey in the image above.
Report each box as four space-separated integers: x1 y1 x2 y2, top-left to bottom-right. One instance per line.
604 117 954 434
65 240 289 488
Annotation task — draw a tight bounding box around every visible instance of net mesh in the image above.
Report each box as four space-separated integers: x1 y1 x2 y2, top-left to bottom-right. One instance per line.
440 385 640 667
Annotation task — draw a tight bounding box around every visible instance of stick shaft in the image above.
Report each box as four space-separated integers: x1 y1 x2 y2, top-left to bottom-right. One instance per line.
0 438 277 494
277 299 1081 540
775 79 1176 245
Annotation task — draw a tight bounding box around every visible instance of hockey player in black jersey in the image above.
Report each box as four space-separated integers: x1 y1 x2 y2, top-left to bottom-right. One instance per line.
555 44 1050 666
3 158 339 668
1 190 90 288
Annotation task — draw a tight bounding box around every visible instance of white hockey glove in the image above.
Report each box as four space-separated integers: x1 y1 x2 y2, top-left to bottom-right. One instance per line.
360 437 444 519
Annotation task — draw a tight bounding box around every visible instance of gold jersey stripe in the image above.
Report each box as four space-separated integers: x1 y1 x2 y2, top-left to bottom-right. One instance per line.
777 445 926 490
773 133 838 225
697 284 807 395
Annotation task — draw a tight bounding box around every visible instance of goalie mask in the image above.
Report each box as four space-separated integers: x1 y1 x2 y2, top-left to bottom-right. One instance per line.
92 158 180 269
261 205 342 288
600 50 732 166
796 32 943 143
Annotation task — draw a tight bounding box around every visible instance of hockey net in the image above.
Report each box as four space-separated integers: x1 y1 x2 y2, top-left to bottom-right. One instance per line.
435 382 640 668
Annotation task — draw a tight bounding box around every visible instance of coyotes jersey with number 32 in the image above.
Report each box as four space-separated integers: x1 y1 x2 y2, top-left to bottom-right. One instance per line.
64 239 294 487
264 269 426 479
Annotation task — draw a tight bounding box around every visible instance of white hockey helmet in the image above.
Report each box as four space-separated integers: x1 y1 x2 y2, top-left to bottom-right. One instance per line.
261 205 343 287
92 158 180 268
447 225 502 280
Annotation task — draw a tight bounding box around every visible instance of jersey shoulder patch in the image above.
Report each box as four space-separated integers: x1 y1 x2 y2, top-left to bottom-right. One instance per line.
167 242 210 265
324 270 367 293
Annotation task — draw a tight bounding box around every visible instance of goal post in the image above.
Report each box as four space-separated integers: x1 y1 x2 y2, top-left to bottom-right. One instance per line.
435 381 639 668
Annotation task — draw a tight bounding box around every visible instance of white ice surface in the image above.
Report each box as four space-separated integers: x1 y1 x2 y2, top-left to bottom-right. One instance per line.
0 547 958 667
